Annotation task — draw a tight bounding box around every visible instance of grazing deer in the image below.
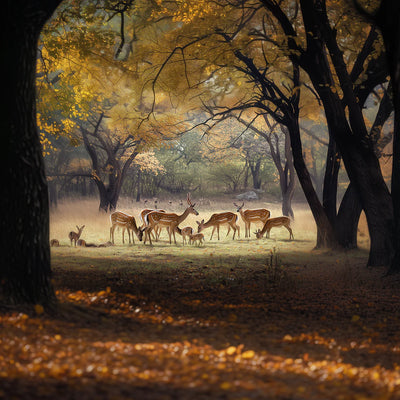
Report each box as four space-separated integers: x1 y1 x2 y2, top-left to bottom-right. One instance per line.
196 212 240 240
110 211 143 244
144 193 198 245
189 232 204 246
255 216 294 240
140 208 166 240
68 225 85 247
50 239 60 247
234 202 271 238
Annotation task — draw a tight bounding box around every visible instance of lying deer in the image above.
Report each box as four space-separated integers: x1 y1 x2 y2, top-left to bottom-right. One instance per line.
50 239 60 247
68 225 85 246
77 239 98 247
254 216 294 240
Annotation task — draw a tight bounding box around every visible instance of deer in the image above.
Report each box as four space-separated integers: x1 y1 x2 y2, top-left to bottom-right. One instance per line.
254 216 294 240
110 211 143 244
140 208 166 241
189 232 204 246
68 225 85 247
180 226 194 245
144 193 198 245
196 212 240 240
77 239 98 247
234 202 271 238
50 239 60 247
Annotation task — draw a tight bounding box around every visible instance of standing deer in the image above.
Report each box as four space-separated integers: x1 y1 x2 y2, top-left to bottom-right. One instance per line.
144 193 198 245
110 211 143 244
68 225 85 247
140 208 166 241
234 202 271 238
255 216 294 240
180 226 193 245
189 232 204 246
196 212 240 240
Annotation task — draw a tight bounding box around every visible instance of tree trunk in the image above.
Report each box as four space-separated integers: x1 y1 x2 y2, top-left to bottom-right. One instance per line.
322 136 340 225
249 160 262 189
336 183 363 249
136 168 142 202
298 3 394 265
286 119 337 248
282 187 294 218
375 0 400 273
0 1 61 307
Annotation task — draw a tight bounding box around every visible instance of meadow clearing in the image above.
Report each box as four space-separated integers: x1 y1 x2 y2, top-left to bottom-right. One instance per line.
2 198 400 399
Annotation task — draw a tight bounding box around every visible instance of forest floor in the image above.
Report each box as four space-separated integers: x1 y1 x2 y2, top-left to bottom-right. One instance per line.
1 199 400 399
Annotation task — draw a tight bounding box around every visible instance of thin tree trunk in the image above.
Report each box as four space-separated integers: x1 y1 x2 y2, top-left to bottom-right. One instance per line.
286 119 337 248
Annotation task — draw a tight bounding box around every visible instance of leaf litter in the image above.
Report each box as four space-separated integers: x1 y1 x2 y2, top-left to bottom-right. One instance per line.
1 242 400 400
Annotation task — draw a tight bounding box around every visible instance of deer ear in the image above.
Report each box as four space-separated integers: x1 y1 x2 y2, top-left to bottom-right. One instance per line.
196 221 200 225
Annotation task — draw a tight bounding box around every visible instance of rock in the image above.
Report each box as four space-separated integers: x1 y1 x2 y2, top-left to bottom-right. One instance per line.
236 191 258 200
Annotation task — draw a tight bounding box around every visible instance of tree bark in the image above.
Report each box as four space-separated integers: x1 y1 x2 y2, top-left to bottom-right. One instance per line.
299 0 394 266
249 159 262 189
336 183 363 249
286 118 337 248
0 0 61 306
373 0 400 274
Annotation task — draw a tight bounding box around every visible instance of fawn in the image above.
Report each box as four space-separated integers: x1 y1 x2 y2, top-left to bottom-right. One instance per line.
189 232 205 246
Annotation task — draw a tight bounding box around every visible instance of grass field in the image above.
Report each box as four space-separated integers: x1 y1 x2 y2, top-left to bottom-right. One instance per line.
3 198 400 399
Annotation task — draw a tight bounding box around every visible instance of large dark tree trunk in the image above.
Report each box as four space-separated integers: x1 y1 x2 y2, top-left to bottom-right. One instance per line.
372 0 400 274
299 0 394 266
322 136 340 226
0 0 61 306
336 183 363 249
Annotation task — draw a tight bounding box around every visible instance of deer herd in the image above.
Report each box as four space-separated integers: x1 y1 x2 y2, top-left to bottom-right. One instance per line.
59 194 294 248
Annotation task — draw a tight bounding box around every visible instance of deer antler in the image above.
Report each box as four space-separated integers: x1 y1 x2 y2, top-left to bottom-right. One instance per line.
187 192 195 206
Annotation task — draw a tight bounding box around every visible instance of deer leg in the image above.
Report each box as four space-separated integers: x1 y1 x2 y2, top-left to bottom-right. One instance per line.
145 227 153 245
210 226 216 240
172 227 177 245
231 223 236 240
155 226 161 241
287 226 294 240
